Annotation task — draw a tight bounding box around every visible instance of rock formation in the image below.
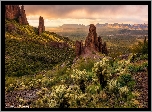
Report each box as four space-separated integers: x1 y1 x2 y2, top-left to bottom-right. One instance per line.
5 5 28 25
18 5 28 25
85 24 97 49
75 40 82 56
48 42 69 49
98 36 103 52
85 24 104 52
5 5 20 20
102 42 108 55
5 23 16 32
38 16 45 35
75 24 108 56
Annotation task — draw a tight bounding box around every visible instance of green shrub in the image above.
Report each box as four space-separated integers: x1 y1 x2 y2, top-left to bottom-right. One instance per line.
56 66 68 76
118 74 132 87
5 19 75 77
118 74 135 90
74 58 96 72
139 54 148 60
127 62 148 73
132 37 148 54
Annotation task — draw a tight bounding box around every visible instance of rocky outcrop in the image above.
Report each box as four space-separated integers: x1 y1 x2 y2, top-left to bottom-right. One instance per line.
48 42 69 49
85 24 97 49
38 16 45 35
75 40 82 56
5 23 16 32
18 5 28 25
75 24 108 56
85 24 103 52
98 36 102 52
5 5 20 20
5 5 28 25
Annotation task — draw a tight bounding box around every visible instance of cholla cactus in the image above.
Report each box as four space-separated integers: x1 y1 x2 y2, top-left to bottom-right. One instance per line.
71 69 88 93
119 86 129 96
107 79 120 92
52 84 67 97
92 57 111 88
71 69 87 81
49 99 57 107
48 84 69 107
86 85 100 94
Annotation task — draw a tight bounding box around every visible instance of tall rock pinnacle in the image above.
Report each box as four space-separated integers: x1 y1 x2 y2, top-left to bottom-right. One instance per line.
19 5 29 25
85 24 98 50
38 16 45 35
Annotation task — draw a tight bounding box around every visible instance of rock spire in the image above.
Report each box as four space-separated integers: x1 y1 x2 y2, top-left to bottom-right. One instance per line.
38 16 45 35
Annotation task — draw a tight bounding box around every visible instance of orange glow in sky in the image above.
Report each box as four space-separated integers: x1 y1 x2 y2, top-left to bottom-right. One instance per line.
24 5 148 27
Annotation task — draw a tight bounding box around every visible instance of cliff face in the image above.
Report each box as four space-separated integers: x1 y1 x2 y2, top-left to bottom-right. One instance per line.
5 5 20 20
38 16 45 35
5 5 28 25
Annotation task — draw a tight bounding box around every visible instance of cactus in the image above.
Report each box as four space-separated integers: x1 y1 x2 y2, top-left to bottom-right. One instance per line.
92 57 111 88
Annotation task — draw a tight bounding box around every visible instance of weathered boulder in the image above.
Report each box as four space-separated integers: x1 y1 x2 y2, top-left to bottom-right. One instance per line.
38 16 45 35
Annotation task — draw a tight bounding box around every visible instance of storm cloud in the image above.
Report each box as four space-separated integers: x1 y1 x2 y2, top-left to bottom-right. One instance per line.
23 5 148 27
24 5 148 19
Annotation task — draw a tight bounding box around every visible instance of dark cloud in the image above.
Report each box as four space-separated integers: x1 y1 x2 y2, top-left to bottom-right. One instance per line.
24 5 147 19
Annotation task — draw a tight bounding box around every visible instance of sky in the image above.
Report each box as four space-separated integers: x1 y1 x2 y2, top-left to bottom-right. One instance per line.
23 5 148 27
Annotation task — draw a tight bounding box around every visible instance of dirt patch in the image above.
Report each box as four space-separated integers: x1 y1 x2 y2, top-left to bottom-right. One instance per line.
134 72 148 108
5 88 40 108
